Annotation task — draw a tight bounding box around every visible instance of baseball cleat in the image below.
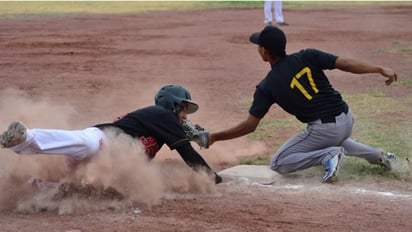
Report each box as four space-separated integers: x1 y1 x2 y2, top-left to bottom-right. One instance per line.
322 149 345 183
379 152 398 170
0 121 27 148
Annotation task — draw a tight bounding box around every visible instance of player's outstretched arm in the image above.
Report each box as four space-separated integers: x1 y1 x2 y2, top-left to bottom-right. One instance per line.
208 114 261 147
176 143 222 184
335 57 397 85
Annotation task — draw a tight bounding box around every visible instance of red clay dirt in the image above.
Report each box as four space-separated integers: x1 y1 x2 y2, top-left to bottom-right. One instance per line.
0 5 412 232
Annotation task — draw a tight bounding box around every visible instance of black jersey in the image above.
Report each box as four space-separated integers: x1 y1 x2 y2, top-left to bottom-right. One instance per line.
249 48 347 123
94 105 217 179
94 105 189 158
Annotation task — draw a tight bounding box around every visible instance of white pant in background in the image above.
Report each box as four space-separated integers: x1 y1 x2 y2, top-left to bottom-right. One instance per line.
10 127 105 161
264 1 284 24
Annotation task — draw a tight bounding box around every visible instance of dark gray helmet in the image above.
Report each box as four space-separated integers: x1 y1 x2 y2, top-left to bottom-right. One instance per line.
155 84 199 114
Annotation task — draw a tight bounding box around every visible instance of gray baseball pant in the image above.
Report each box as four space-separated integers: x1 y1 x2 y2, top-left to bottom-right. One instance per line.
270 110 383 174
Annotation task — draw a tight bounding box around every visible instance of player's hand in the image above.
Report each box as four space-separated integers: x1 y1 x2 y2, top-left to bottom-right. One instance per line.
214 172 222 184
181 120 209 148
208 133 216 147
381 67 397 85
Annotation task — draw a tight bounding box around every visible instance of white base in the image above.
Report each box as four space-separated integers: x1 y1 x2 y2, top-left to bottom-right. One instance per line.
218 165 279 184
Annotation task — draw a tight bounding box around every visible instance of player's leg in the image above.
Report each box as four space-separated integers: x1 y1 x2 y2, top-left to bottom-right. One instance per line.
271 140 343 174
270 111 352 176
273 1 285 24
264 1 273 25
340 139 382 163
2 123 104 161
340 138 397 170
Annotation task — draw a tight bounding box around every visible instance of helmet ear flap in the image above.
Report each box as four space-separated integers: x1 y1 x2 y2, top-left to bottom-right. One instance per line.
174 103 184 114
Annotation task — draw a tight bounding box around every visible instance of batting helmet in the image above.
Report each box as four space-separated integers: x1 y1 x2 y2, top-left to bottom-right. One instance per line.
155 84 199 114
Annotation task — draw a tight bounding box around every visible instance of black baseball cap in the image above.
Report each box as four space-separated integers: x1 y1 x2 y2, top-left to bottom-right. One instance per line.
249 25 287 57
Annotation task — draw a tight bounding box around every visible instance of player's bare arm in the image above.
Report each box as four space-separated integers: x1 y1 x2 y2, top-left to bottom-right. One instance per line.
335 57 397 85
209 114 261 146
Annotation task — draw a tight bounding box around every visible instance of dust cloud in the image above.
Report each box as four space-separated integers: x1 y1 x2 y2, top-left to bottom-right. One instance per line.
0 89 217 214
178 88 270 167
202 139 268 166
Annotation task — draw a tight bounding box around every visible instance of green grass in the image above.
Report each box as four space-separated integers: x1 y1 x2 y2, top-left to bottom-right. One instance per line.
397 79 412 87
246 117 303 141
349 92 408 155
0 1 410 18
0 1 208 16
240 155 269 165
378 40 412 56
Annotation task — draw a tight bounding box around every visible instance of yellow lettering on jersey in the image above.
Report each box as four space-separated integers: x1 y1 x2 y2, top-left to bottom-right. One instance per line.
290 67 319 100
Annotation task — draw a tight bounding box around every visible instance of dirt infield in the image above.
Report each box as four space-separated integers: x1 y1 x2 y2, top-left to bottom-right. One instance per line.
0 5 412 232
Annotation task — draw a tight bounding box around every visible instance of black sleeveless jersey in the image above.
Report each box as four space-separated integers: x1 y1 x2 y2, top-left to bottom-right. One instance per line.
249 49 347 123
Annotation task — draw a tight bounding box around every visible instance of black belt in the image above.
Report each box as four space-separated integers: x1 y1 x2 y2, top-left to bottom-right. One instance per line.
320 116 337 123
320 105 349 124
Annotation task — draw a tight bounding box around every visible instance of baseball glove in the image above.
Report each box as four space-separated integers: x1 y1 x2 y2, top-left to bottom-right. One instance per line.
181 120 209 149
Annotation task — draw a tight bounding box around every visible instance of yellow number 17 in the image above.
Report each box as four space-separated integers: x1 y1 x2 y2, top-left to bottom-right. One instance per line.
289 67 319 100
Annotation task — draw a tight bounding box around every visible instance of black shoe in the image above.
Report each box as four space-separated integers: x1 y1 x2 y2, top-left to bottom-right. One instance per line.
277 22 289 26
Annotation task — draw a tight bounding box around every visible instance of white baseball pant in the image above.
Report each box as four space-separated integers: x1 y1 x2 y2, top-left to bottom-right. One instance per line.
10 127 105 161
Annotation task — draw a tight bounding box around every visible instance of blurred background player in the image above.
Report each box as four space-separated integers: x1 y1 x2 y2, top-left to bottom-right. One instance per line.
264 0 289 26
